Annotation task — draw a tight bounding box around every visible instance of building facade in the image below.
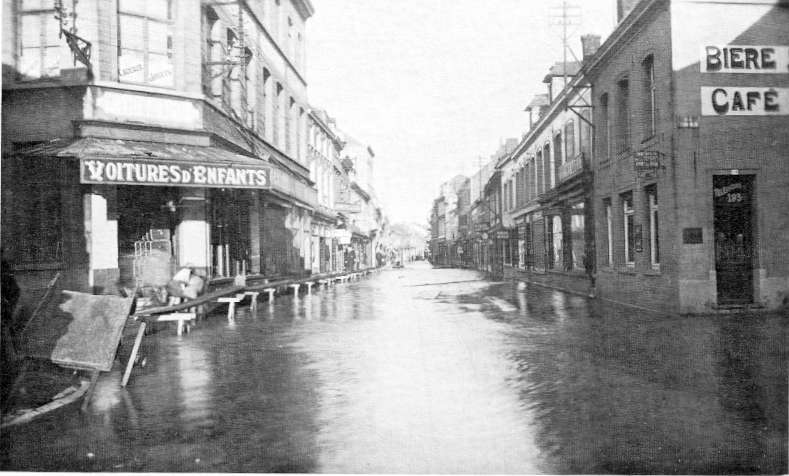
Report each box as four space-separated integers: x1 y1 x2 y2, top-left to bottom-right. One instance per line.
2 0 388 306
588 0 789 312
499 38 598 295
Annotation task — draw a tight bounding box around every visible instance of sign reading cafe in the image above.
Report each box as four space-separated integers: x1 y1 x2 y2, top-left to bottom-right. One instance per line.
80 158 271 189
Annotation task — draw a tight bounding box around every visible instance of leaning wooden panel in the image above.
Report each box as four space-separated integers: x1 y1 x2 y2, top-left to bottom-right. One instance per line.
21 291 134 372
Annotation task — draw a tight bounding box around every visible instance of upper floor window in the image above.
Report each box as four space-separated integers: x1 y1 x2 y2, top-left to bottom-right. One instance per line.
565 120 575 160
599 93 610 162
643 55 656 139
18 0 60 80
118 0 173 88
616 78 630 154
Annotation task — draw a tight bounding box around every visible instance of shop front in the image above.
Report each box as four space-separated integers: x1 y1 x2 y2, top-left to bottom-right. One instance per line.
5 138 272 295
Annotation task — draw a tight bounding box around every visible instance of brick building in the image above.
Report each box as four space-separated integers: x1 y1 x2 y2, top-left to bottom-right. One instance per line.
1 0 321 297
588 0 789 313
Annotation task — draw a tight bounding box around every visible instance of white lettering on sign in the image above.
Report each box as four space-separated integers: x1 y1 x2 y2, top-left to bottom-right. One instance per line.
81 159 270 189
701 45 789 73
701 87 789 115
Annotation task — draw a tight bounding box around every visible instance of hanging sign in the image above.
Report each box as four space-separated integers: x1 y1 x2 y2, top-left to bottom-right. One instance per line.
701 45 789 74
634 150 662 171
80 158 270 188
701 87 789 115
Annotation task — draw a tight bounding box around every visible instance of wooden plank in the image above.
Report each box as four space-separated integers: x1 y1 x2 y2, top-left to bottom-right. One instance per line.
21 291 134 372
133 285 244 317
121 321 146 387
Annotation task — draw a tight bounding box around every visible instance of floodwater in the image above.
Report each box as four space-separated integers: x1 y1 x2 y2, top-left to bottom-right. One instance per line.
1 263 787 473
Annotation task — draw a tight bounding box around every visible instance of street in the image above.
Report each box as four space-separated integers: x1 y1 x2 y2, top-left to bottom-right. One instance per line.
1 262 786 473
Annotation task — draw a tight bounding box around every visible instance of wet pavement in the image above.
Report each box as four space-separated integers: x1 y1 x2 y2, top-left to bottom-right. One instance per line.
1 262 787 473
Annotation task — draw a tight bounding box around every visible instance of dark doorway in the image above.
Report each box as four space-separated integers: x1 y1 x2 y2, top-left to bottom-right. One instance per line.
713 175 754 305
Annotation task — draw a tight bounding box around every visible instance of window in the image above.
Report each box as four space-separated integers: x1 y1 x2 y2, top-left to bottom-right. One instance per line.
599 93 610 162
553 133 562 186
202 7 220 96
647 186 659 268
118 0 173 87
259 68 271 137
536 150 544 194
616 78 630 154
274 82 283 147
643 55 656 139
18 0 61 80
5 156 65 264
565 120 575 162
603 199 613 266
546 215 563 270
543 143 551 192
570 202 585 270
622 192 635 265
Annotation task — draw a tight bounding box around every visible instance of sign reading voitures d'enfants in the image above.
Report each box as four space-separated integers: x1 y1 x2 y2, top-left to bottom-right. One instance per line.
80 158 271 188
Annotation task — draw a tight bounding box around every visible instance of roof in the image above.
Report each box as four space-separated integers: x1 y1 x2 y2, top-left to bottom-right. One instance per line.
524 93 550 111
543 61 582 82
14 137 269 167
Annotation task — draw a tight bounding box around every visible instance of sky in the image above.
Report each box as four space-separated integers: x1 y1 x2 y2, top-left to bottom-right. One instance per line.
306 0 618 225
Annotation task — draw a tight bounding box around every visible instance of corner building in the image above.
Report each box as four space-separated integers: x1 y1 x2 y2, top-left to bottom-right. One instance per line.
588 0 789 313
2 0 317 296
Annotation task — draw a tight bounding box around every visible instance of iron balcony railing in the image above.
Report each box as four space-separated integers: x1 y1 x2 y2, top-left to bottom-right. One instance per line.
558 152 585 183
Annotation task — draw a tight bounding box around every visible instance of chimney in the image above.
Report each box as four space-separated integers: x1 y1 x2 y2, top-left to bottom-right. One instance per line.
581 34 601 62
617 0 641 22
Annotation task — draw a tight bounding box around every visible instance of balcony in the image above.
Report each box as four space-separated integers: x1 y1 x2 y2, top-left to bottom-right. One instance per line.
558 152 585 183
269 167 318 208
335 201 362 214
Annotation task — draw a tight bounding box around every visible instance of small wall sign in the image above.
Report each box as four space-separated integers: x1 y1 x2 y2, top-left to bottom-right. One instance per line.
683 228 703 244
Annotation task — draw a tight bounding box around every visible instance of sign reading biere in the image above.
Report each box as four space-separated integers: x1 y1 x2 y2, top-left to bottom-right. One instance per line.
80 158 271 189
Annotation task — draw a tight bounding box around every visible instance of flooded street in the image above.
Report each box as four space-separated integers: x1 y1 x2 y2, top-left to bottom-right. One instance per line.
1 263 786 473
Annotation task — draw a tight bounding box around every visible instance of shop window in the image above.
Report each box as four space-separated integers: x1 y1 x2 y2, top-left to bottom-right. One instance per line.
570 202 585 270
622 192 635 266
603 198 613 267
616 78 630 154
6 156 64 264
18 0 61 80
118 0 173 88
643 55 656 139
598 93 610 162
647 186 659 269
565 120 575 162
546 215 563 270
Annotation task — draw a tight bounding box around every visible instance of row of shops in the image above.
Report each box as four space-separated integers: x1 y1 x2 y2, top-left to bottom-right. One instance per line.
431 0 789 314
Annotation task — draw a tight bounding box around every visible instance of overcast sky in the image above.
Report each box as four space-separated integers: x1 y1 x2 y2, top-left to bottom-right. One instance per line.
306 0 618 225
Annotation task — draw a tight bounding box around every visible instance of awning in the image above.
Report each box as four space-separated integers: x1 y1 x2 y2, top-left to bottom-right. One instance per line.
16 137 271 189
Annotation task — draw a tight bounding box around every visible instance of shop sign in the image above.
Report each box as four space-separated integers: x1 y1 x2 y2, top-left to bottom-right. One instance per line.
80 158 271 189
495 231 510 239
634 150 662 171
701 45 789 74
701 87 789 115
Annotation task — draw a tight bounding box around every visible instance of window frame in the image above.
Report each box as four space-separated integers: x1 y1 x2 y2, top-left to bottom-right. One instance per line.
643 54 656 140
648 187 659 269
604 199 613 267
616 77 631 155
622 192 635 266
118 0 174 88
17 0 61 81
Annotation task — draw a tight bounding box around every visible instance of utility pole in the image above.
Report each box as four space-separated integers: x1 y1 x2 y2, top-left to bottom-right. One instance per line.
549 0 582 88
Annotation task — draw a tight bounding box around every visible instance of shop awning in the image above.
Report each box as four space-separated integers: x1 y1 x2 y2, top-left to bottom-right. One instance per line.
16 137 272 189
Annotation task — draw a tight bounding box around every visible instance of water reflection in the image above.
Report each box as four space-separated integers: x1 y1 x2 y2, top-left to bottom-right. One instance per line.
1 264 785 474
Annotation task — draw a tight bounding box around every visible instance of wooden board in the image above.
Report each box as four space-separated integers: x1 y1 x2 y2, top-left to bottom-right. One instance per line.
133 285 244 316
21 291 134 372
